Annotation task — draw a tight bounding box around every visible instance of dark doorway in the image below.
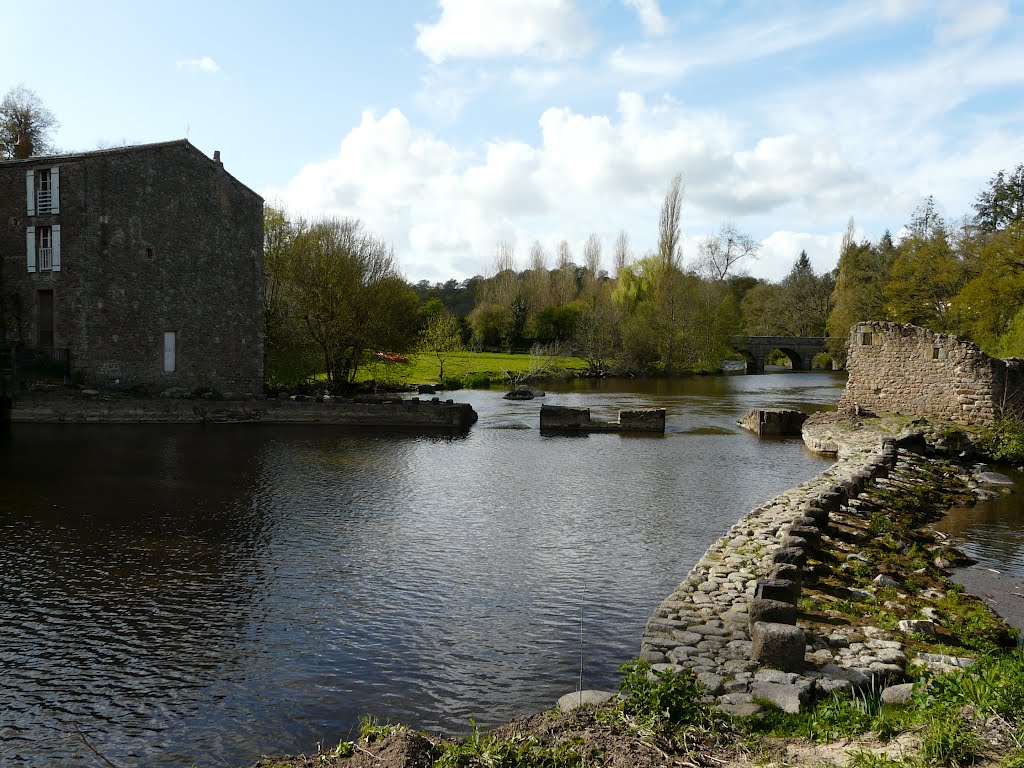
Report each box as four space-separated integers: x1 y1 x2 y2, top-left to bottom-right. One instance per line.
37 290 54 348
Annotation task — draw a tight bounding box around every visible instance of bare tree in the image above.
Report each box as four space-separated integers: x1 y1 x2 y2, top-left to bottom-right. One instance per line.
613 230 631 276
524 240 551 320
657 173 684 269
493 240 517 274
583 233 602 276
697 222 759 280
528 240 547 273
841 216 856 254
554 239 575 305
0 85 58 158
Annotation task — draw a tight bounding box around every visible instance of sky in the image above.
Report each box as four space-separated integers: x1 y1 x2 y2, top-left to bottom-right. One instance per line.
3 0 1024 284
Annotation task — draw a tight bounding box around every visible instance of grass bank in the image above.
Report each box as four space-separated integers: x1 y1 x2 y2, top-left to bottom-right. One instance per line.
356 350 590 389
252 650 1024 768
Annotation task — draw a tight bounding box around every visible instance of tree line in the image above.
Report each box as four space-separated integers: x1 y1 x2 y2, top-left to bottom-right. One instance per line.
826 164 1024 365
445 174 834 375
10 85 1020 383
264 175 839 385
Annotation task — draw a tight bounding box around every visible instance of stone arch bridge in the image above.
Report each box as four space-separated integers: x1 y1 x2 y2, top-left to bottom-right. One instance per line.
730 336 827 374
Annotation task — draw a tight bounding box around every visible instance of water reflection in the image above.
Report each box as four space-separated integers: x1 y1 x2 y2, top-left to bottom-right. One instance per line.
0 373 845 766
933 466 1024 576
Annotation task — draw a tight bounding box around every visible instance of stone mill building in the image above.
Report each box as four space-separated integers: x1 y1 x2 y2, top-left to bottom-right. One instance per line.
0 139 264 396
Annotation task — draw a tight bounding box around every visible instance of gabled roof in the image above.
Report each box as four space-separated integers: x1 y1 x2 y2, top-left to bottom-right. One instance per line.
0 139 190 166
0 139 262 200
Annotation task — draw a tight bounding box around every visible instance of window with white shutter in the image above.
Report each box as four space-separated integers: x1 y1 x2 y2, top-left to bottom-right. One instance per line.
25 167 60 215
26 171 35 216
26 226 36 272
51 225 61 271
25 226 60 272
48 167 60 214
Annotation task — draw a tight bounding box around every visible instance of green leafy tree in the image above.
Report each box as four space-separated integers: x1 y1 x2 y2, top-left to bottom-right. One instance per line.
826 220 895 365
574 290 620 375
263 205 317 385
685 279 741 372
954 222 1024 352
741 281 785 335
775 251 834 336
418 309 463 382
883 230 965 332
0 85 58 158
275 217 418 386
994 306 1024 357
974 164 1024 232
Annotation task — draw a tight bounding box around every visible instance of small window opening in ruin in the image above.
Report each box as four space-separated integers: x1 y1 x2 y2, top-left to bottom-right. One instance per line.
861 331 873 346
145 246 155 260
932 347 940 360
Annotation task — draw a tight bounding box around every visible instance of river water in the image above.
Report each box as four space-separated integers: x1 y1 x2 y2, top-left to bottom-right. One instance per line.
3 372 848 766
933 466 1024 576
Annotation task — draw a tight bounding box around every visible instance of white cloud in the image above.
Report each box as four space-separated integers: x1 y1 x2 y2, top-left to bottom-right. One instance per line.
623 0 669 36
415 0 593 64
609 3 876 78
176 56 219 73
935 1 1009 44
759 231 849 281
266 93 887 283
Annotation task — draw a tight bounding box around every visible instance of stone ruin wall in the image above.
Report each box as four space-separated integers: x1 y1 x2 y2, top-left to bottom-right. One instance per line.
838 321 1024 427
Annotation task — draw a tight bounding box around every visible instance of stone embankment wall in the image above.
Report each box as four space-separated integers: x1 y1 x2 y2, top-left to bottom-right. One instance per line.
838 321 1024 427
10 394 477 430
641 415 951 715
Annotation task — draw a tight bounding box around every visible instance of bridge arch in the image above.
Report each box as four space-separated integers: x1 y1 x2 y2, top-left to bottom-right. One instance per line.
730 336 827 374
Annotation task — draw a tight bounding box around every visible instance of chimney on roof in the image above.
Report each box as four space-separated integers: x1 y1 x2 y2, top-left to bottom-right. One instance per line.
213 150 221 165
14 132 31 159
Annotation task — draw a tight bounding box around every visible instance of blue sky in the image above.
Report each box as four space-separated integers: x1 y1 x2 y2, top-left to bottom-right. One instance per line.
4 0 1023 283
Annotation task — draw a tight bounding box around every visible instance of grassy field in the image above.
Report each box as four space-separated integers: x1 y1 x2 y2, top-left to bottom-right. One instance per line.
357 350 589 387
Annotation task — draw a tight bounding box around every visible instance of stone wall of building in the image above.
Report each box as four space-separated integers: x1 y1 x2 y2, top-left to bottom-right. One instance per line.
837 321 1024 427
0 141 264 396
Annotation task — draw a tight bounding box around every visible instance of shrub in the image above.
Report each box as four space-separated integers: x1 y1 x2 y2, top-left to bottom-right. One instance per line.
617 659 713 731
464 372 492 388
812 351 833 370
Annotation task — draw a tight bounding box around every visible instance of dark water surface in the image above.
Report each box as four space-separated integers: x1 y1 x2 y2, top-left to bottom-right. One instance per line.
0 373 845 766
933 466 1024 577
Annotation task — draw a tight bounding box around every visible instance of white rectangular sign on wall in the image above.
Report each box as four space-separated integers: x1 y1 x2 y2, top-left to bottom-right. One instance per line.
164 331 176 373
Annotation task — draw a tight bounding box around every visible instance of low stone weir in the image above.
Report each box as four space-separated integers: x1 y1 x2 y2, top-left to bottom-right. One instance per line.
641 411 985 715
9 392 478 430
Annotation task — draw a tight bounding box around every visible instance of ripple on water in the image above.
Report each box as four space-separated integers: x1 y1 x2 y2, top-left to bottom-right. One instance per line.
0 375 844 766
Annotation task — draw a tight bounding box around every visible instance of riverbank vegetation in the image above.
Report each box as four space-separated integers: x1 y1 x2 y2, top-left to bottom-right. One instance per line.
264 162 1023 391
253 652 1024 768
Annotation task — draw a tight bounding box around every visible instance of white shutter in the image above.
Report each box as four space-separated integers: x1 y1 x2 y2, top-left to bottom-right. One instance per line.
51 225 61 272
26 170 35 216
50 166 60 214
26 227 36 272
